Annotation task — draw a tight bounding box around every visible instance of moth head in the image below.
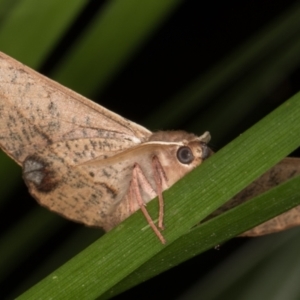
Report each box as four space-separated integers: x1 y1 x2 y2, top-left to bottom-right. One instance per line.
175 131 211 168
148 131 212 184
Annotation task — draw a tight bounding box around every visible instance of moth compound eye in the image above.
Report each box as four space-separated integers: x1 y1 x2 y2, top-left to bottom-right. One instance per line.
177 146 194 164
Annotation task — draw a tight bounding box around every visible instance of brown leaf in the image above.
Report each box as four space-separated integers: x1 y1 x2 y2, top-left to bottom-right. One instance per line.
207 157 300 236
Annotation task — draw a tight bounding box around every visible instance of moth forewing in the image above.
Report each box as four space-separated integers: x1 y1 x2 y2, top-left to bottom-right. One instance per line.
0 51 151 165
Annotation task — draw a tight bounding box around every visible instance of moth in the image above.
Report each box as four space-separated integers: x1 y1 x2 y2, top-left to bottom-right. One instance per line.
1 52 300 245
0 51 211 244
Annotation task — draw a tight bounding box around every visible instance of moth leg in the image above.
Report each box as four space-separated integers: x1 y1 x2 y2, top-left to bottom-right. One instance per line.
127 185 135 214
129 165 156 212
152 156 168 230
132 164 166 244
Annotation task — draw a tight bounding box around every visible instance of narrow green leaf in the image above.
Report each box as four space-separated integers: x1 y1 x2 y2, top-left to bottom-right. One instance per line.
51 0 182 96
190 35 300 142
144 1 300 129
103 172 300 298
0 0 86 67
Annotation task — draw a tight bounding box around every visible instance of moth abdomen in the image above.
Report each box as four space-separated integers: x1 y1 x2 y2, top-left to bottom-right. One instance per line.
23 154 59 193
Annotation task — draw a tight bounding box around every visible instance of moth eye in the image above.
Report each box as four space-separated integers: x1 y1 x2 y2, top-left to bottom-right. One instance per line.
177 146 194 164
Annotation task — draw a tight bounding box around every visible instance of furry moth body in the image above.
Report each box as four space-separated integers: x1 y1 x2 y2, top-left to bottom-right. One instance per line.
0 52 211 244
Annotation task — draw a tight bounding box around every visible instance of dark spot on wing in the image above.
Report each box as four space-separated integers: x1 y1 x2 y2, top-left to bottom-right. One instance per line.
23 155 59 193
100 182 117 199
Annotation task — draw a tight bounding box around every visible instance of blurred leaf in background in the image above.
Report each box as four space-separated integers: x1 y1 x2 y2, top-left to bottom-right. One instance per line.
0 0 300 299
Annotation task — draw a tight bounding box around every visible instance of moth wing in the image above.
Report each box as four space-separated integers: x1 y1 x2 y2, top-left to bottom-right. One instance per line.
207 157 300 236
240 157 300 236
0 51 151 165
23 142 160 228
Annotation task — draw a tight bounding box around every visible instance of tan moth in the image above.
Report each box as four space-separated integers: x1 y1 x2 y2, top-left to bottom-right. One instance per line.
1 51 300 244
0 52 211 244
